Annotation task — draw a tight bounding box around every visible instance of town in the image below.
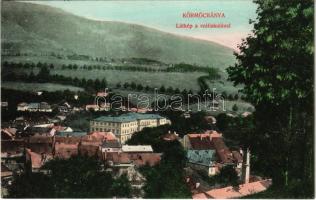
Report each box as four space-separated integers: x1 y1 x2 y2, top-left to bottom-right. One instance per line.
1 89 271 198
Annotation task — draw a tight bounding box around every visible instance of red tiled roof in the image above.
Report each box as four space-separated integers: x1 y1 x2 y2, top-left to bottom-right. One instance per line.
83 131 117 142
55 136 82 144
199 179 272 199
25 148 52 169
78 142 100 157
106 152 161 167
54 143 78 159
189 137 214 150
212 137 234 164
132 153 162 167
28 135 53 144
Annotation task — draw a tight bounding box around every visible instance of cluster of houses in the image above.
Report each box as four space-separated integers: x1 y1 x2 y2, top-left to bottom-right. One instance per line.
17 102 52 112
1 111 171 196
1 126 162 193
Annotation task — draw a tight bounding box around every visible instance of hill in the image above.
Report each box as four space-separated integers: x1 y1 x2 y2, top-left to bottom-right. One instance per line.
1 1 235 69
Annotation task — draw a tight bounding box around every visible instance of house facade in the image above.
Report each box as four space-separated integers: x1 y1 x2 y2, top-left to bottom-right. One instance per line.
90 113 170 144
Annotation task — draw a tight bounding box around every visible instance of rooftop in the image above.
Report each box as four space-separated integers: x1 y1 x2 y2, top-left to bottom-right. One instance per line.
193 179 272 199
122 145 153 153
56 131 87 137
187 149 217 166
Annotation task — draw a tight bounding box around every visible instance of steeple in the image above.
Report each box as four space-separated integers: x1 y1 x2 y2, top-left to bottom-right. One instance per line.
241 148 250 184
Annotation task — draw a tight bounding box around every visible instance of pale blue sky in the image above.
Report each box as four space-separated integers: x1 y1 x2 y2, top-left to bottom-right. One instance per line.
31 1 257 50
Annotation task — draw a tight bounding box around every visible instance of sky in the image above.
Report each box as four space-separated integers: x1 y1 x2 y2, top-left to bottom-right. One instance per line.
31 1 258 50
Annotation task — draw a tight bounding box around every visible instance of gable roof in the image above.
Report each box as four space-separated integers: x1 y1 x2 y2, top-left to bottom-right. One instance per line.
201 179 272 199
212 137 234 164
187 149 217 166
189 137 214 150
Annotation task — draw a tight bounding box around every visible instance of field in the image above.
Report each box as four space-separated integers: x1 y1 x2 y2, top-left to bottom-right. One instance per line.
1 81 84 92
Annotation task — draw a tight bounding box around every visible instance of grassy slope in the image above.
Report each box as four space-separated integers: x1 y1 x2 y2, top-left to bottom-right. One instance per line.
1 1 235 69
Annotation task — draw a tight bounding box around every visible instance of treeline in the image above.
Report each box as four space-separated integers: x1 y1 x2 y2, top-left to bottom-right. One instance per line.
2 67 107 92
2 61 222 77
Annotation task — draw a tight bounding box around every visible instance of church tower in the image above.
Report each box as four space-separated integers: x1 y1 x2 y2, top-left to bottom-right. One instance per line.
241 148 250 184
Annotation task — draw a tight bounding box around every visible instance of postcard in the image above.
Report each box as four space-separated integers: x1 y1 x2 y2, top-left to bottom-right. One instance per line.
1 0 314 199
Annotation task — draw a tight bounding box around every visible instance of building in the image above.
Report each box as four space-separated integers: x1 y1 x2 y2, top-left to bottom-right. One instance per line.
90 113 170 144
17 102 28 111
16 102 52 112
187 149 218 176
183 131 243 176
192 179 272 199
39 102 52 112
101 145 161 168
25 148 53 172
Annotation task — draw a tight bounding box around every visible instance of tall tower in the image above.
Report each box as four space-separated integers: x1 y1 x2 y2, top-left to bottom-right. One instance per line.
241 148 250 184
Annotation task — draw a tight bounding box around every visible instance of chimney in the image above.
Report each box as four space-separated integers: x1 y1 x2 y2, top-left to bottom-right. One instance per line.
195 182 200 188
241 148 250 184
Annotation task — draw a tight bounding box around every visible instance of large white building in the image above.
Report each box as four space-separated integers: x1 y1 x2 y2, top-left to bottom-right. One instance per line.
90 113 170 144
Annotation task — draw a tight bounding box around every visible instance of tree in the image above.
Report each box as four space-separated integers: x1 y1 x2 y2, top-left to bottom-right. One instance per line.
7 156 132 198
123 82 130 89
136 84 143 91
232 104 238 112
116 82 122 88
37 66 50 82
159 86 166 93
217 165 239 188
226 0 313 197
130 82 137 90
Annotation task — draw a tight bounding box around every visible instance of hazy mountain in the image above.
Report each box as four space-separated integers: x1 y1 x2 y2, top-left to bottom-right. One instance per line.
2 1 235 69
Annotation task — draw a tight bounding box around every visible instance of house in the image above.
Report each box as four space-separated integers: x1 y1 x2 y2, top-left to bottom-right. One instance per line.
28 103 40 112
78 141 101 157
17 102 28 111
187 149 218 176
90 113 170 144
100 140 122 154
39 102 52 112
1 139 25 159
192 179 272 199
161 131 179 141
104 152 161 168
25 148 53 172
58 105 69 113
26 135 54 154
183 131 242 176
100 144 161 170
78 132 117 157
54 142 78 159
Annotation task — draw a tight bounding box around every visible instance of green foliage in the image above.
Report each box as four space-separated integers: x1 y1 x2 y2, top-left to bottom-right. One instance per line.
127 125 191 198
216 165 239 188
232 104 238 112
226 0 314 197
7 156 132 198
